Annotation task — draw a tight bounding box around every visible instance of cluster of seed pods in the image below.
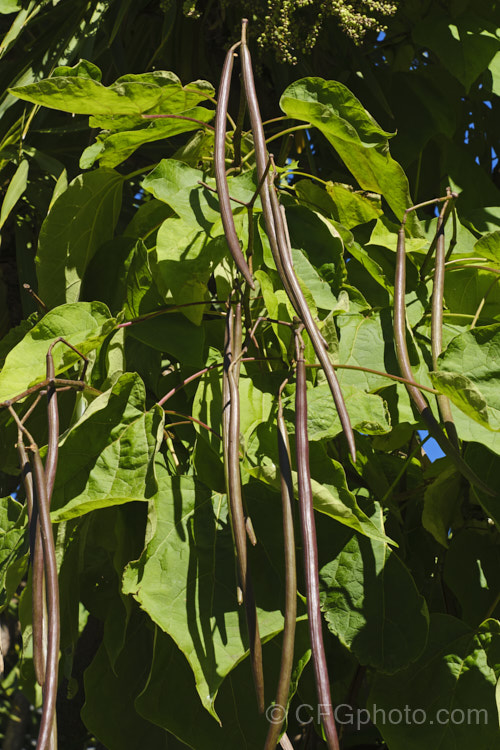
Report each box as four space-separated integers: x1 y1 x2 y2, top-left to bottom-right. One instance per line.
3 19 496 750
215 20 495 749
2 341 89 750
215 19 354 750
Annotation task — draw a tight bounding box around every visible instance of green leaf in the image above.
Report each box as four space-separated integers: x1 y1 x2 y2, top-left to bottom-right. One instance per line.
193 367 273 455
443 266 500 322
369 615 500 750
123 470 294 719
123 198 173 242
280 78 421 235
82 614 169 750
81 107 215 169
80 236 136 314
142 159 219 227
51 373 164 521
245 450 393 545
135 623 311 749
412 12 500 92
122 240 164 319
52 59 102 81
0 0 21 13
37 168 123 308
290 248 338 311
336 311 399 391
303 382 391 440
11 70 214 115
474 230 500 264
254 269 293 360
368 216 429 254
444 529 500 626
285 204 346 292
430 325 500 430
0 301 114 403
422 467 462 548
464 443 500 528
127 312 205 368
294 178 338 219
325 182 382 229
320 502 428 672
0 495 27 611
0 158 28 229
154 217 226 324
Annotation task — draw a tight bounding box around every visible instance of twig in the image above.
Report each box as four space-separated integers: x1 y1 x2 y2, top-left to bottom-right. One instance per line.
470 275 500 329
23 283 48 313
162 409 221 439
140 113 215 131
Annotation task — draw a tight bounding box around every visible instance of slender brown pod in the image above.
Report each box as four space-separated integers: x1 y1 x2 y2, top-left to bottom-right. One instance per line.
295 332 340 750
30 446 59 750
394 206 495 495
264 379 297 750
215 41 255 288
419 195 456 279
9 408 59 750
231 76 246 170
222 302 234 462
45 342 59 502
223 302 265 711
269 185 357 462
14 423 45 686
239 19 299 309
45 337 88 499
431 198 459 448
239 21 356 460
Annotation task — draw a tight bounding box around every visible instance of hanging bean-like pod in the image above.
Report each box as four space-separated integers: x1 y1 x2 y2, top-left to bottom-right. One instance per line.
223 302 265 712
240 18 356 462
30 445 59 750
264 380 297 750
431 198 459 448
295 332 340 750
214 40 255 289
394 206 494 495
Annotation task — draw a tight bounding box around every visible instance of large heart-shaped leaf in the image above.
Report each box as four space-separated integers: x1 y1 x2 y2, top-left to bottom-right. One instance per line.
37 168 123 307
0 301 114 403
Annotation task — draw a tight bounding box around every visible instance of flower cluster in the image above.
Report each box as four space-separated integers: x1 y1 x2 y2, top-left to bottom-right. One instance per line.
170 0 399 63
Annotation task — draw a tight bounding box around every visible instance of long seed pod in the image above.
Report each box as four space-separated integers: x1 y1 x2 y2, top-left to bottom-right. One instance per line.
45 342 59 502
239 19 356 461
30 445 59 750
270 186 356 462
224 303 265 711
295 332 340 750
222 303 233 461
395 215 495 495
14 423 45 686
419 195 457 279
264 380 297 750
431 199 459 448
215 40 255 289
239 19 298 308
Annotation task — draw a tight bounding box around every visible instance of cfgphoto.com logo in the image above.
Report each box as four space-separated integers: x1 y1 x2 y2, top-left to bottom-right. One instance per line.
265 702 490 731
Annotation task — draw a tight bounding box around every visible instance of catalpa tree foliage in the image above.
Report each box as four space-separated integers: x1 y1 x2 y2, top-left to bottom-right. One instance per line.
0 2 499 749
